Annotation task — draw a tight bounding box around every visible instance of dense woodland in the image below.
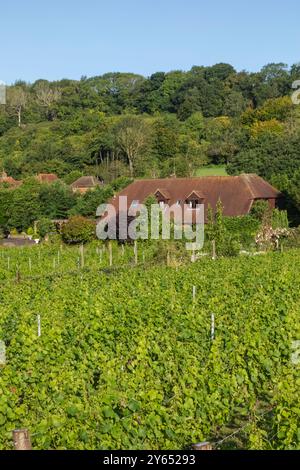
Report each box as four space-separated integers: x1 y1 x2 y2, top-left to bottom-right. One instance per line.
1 62 300 229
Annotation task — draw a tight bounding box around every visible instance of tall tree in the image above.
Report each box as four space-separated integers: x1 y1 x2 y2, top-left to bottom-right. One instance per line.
115 116 151 176
7 86 28 127
34 81 62 120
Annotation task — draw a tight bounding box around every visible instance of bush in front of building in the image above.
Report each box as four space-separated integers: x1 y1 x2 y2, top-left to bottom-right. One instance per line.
62 216 95 244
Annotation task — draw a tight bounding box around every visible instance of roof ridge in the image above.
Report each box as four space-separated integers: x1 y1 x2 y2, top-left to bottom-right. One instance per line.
133 175 239 183
239 174 256 198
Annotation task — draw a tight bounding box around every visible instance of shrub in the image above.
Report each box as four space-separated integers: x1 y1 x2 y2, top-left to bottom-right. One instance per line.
219 236 241 257
111 176 133 192
283 226 300 248
27 227 34 236
37 218 56 239
63 170 83 185
223 215 261 248
255 225 290 250
62 216 95 244
272 208 289 229
250 200 270 221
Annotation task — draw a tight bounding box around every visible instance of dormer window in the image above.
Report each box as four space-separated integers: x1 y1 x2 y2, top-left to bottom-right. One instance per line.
154 188 170 208
185 190 205 209
188 200 199 209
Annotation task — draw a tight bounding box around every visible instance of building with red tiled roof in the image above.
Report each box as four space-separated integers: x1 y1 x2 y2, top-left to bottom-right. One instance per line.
108 174 282 222
0 172 22 188
71 176 103 194
36 173 59 183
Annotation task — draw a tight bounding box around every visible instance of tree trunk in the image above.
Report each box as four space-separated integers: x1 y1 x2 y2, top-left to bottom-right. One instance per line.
129 158 134 177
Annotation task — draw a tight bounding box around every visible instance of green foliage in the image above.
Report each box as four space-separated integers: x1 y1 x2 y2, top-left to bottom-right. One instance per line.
227 133 300 183
0 179 77 232
69 186 114 218
0 62 299 185
61 216 95 244
37 218 56 238
206 201 242 256
223 216 261 247
1 62 300 230
110 176 133 192
272 209 289 229
0 176 134 235
63 170 83 185
250 200 271 222
0 245 299 449
271 172 300 226
250 202 289 231
39 181 76 219
7 179 42 231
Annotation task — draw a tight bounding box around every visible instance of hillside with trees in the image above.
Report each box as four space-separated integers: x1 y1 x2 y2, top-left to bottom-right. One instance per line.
1 62 300 223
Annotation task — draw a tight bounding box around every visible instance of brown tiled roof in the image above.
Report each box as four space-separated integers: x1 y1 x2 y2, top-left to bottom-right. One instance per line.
186 190 205 200
0 172 22 188
36 173 58 183
109 174 282 218
71 176 101 189
154 188 171 199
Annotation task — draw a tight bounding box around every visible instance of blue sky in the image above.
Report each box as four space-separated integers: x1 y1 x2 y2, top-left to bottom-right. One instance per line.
1 0 299 84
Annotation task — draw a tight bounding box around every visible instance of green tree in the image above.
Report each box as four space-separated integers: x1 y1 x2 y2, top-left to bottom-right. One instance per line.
7 179 42 231
7 86 29 127
115 116 152 176
62 216 95 244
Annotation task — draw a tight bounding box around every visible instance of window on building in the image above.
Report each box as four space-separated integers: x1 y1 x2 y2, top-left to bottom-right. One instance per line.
186 199 200 209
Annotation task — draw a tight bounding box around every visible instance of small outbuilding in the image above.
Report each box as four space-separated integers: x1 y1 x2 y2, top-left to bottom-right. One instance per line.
0 172 22 188
36 173 59 184
70 176 103 194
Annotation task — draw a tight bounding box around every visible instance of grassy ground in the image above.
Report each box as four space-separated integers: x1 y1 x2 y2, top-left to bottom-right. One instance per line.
196 165 228 176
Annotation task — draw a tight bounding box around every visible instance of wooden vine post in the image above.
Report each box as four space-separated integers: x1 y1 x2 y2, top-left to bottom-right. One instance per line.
37 314 41 337
212 240 216 260
108 242 113 267
192 285 196 303
191 245 196 263
0 340 6 365
80 244 84 268
134 241 138 265
13 429 32 450
211 313 215 340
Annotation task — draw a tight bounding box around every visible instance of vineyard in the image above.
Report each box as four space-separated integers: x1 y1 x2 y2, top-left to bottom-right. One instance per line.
0 244 299 449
